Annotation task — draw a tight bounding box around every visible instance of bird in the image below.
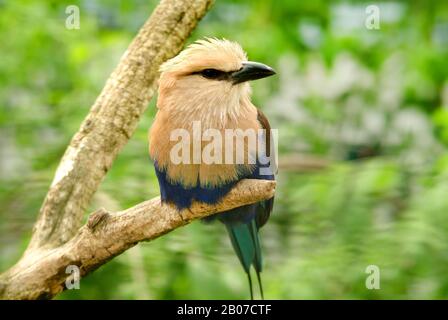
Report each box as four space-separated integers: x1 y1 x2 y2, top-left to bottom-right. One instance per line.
148 38 276 299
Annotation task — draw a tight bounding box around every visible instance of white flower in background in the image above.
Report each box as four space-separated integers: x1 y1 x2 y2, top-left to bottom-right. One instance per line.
264 50 442 162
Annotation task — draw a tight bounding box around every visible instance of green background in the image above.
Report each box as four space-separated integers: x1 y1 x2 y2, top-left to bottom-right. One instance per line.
1 0 448 299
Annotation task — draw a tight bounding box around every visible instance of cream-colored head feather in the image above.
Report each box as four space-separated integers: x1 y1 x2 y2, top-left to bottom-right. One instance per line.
160 37 248 74
156 38 254 129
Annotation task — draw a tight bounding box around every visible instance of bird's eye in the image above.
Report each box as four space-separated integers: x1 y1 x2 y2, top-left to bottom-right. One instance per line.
200 69 224 79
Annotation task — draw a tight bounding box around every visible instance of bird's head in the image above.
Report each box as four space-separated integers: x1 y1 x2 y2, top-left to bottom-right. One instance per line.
157 38 275 120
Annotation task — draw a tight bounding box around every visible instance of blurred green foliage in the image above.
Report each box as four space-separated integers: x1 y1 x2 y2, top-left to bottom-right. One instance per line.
1 0 448 299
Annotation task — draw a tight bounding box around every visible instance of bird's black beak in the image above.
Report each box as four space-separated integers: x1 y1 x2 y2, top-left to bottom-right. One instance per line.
231 61 276 84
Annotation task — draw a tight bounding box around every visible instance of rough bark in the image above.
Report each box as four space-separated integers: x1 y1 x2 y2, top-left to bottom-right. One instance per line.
0 180 276 300
0 0 212 300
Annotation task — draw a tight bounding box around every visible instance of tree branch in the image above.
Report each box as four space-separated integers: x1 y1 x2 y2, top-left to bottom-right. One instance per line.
1 0 218 300
279 154 329 172
0 179 276 300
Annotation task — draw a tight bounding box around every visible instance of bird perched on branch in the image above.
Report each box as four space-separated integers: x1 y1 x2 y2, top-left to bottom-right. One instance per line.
149 38 276 299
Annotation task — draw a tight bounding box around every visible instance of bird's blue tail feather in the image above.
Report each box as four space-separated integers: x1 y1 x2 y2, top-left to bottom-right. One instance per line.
225 219 264 300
